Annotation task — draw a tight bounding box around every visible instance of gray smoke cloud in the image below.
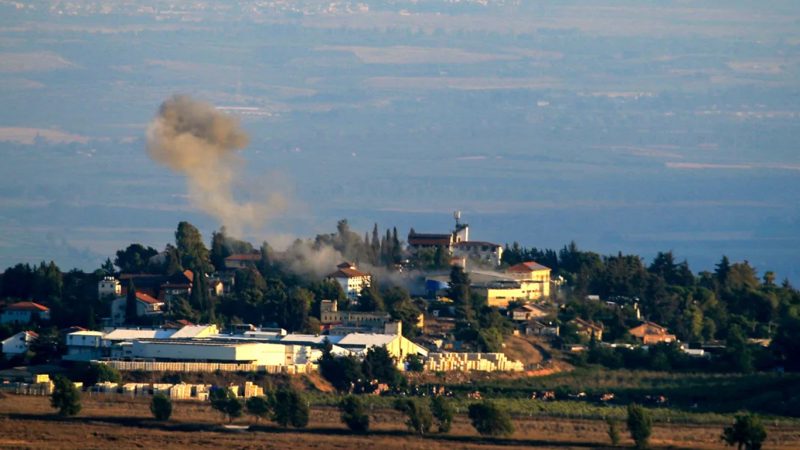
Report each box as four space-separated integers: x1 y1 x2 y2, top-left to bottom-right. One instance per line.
146 95 285 235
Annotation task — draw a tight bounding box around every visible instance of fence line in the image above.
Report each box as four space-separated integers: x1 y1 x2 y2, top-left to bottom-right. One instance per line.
100 360 315 374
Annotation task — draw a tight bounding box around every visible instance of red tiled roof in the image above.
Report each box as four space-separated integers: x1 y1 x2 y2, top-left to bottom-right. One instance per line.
182 269 194 282
6 301 49 312
328 267 370 279
135 292 163 305
408 232 452 246
25 330 39 338
508 261 550 273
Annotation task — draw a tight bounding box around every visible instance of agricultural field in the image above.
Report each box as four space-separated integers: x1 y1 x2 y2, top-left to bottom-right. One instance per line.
2 394 800 449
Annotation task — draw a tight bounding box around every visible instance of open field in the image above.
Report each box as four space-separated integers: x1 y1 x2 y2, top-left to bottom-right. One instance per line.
2 395 800 449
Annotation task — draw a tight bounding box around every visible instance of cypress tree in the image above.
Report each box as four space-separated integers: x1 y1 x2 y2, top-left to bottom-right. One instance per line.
125 279 138 324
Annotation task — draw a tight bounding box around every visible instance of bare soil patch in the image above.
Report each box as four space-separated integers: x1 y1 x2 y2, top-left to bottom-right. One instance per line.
1 395 799 449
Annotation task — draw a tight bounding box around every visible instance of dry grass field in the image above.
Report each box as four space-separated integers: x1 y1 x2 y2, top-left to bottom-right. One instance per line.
1 394 799 449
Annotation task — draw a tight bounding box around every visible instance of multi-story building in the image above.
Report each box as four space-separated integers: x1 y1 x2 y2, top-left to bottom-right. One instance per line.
506 261 552 299
98 276 121 298
327 262 372 300
0 302 50 324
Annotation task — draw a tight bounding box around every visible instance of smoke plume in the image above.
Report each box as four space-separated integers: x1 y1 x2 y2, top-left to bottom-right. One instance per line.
146 95 284 234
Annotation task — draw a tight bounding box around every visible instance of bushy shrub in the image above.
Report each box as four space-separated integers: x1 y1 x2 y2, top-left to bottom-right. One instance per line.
627 403 652 449
50 375 81 417
468 401 514 437
245 395 271 422
272 386 309 428
210 388 243 423
431 396 454 433
394 398 432 435
340 395 369 433
722 413 767 450
150 394 173 421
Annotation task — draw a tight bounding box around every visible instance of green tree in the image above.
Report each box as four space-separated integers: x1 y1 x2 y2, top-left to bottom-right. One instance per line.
361 346 402 389
357 283 385 312
50 375 81 417
449 265 473 322
607 418 621 446
282 287 313 332
272 386 309 428
150 394 173 421
722 414 767 450
175 221 211 272
209 388 243 423
430 396 454 433
189 270 211 321
405 354 424 372
394 398 433 435
114 244 158 273
715 256 732 289
162 244 183 276
318 341 364 393
340 395 370 433
627 403 652 449
724 325 754 373
100 258 115 276
210 227 232 271
125 279 138 324
85 364 121 385
468 401 514 437
245 395 272 423
771 313 800 371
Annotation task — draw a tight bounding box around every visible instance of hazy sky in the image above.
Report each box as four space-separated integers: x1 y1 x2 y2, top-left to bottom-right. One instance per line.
0 1 798 281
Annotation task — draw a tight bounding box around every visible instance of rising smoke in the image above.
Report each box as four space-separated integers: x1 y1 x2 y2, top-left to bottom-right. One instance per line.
146 95 285 235
146 95 422 289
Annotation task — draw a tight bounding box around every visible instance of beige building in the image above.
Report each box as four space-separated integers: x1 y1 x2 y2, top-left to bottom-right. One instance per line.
510 304 549 321
629 322 677 345
506 261 552 299
320 299 389 327
572 318 604 341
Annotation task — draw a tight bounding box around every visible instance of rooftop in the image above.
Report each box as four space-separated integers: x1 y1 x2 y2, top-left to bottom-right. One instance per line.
408 232 452 246
135 292 162 305
104 328 176 341
170 324 217 339
336 333 397 348
328 267 370 279
5 301 49 312
507 261 551 273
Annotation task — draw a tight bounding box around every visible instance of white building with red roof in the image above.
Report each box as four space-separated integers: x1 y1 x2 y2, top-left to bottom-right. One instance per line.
327 262 372 300
506 261 552 299
110 291 165 326
0 301 50 324
1 330 38 355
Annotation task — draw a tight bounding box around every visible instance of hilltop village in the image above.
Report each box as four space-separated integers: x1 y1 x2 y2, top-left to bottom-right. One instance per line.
1 214 799 406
